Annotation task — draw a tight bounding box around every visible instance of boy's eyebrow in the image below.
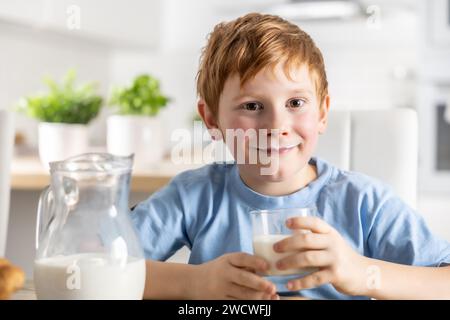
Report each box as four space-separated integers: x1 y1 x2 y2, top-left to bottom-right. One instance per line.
232 94 257 102
288 88 315 95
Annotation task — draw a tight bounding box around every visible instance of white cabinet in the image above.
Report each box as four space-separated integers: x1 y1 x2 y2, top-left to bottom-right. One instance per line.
0 0 162 48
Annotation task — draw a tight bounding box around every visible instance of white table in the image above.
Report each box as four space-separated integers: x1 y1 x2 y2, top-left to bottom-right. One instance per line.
10 280 36 300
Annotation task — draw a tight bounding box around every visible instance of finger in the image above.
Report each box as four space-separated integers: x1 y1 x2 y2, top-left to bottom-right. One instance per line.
286 270 332 291
286 216 332 234
276 250 332 271
230 268 276 294
228 252 268 272
227 283 274 300
274 233 330 253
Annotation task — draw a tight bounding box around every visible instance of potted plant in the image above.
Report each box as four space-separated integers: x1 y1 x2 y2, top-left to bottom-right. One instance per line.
107 74 170 169
16 69 102 168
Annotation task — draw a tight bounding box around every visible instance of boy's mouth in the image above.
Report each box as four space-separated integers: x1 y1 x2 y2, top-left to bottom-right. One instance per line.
253 142 302 155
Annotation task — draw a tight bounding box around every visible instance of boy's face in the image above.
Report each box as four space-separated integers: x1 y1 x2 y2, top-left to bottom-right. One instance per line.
201 62 329 184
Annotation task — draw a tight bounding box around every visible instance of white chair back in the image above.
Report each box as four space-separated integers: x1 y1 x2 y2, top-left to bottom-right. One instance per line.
315 108 418 208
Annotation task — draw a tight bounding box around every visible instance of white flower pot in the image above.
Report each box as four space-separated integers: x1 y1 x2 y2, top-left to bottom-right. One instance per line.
38 122 89 169
107 115 164 170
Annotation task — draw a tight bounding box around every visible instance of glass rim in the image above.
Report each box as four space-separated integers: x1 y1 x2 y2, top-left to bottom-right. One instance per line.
49 153 134 175
249 207 316 215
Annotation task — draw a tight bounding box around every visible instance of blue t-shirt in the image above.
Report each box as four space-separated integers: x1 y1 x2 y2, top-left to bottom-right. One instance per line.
131 157 450 299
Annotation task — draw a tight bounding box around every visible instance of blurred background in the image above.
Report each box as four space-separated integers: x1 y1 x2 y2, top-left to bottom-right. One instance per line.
1 0 450 277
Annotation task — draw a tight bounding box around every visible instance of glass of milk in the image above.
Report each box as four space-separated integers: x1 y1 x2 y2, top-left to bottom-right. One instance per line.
250 207 318 280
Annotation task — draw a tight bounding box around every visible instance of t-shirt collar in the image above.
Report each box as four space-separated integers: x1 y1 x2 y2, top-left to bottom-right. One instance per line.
230 157 332 210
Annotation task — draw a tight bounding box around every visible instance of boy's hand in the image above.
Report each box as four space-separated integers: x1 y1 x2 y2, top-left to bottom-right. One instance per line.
194 252 279 300
274 216 369 296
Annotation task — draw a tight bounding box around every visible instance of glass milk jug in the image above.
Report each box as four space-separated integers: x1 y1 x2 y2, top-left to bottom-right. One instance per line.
33 153 145 300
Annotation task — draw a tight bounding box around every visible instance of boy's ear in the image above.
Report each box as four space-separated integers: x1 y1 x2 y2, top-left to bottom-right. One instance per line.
318 95 330 135
197 99 219 130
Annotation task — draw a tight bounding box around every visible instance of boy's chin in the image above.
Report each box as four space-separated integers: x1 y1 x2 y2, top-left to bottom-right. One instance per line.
252 163 298 182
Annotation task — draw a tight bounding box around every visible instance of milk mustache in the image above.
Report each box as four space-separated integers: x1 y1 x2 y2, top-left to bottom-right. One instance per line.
253 234 316 276
34 253 145 300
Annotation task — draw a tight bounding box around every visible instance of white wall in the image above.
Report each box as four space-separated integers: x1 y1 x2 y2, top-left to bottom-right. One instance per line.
0 20 111 146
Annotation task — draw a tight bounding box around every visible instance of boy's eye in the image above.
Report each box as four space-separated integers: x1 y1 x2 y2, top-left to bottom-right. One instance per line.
242 102 263 111
287 98 305 109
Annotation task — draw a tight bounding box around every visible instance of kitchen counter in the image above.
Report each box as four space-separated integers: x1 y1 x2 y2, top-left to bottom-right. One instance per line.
11 155 203 193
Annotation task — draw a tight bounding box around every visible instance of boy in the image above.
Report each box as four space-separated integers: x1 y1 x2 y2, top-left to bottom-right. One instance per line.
131 13 450 300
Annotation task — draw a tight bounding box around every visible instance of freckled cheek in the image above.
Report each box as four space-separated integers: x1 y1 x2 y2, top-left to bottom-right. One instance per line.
292 115 320 143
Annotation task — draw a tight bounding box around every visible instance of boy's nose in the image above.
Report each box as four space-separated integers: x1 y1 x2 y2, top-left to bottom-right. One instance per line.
265 110 290 137
267 129 289 137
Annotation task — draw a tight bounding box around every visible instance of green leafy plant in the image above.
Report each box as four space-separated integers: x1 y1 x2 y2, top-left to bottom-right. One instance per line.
15 69 103 124
109 74 170 116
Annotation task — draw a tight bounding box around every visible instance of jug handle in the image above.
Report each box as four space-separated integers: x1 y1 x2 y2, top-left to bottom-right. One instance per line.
35 186 54 250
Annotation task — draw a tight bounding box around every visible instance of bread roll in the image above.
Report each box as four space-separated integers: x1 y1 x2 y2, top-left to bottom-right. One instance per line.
0 258 25 300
